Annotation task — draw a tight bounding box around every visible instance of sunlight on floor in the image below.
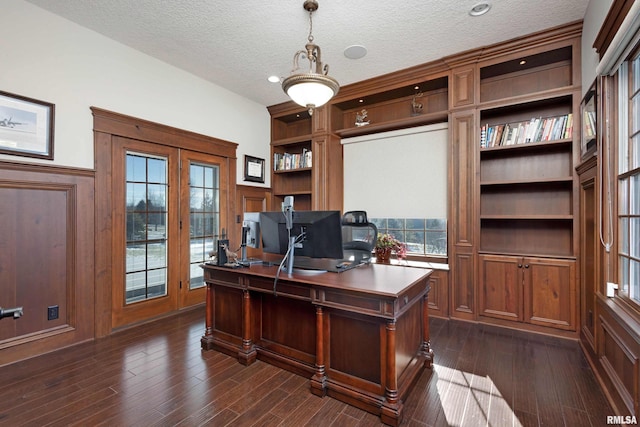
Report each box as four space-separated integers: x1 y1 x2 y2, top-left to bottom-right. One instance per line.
435 364 522 427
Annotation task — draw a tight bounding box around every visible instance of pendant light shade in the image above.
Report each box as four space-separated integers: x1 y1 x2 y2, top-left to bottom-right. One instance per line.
282 1 339 115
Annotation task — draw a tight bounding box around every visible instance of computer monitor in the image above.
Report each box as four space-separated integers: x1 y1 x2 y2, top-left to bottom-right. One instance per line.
259 210 344 260
242 212 260 249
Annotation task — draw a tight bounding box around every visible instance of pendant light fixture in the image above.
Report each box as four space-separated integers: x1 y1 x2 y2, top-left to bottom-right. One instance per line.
282 0 339 115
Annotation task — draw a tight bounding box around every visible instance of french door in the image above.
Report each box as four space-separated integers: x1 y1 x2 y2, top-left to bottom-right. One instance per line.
111 137 228 328
180 150 228 307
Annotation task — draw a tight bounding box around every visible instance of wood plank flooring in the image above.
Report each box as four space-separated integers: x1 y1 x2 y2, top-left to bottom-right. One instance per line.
0 307 614 426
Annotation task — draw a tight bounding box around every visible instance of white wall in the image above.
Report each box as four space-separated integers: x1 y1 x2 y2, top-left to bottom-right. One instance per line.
582 0 614 95
0 0 271 187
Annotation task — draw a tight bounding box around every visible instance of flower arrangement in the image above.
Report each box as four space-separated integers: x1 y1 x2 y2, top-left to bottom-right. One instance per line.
375 233 407 262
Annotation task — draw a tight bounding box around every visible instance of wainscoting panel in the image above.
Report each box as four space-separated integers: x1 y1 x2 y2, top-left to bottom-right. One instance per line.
597 297 640 415
0 161 94 366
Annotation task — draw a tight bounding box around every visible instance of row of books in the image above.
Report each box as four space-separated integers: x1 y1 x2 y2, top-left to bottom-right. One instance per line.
583 110 596 139
273 149 312 171
480 114 573 148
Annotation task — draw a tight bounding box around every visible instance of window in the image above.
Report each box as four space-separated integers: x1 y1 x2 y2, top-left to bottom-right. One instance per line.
125 153 168 303
618 47 640 303
372 218 447 256
342 123 448 258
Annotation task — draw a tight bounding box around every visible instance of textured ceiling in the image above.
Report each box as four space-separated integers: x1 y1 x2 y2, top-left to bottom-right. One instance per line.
25 0 590 107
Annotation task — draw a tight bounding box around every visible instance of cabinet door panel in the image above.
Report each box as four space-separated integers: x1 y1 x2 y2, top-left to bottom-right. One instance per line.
479 255 523 321
524 258 576 330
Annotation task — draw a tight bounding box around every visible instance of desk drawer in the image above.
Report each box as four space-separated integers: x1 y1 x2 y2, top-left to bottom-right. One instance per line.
204 267 242 287
249 277 311 301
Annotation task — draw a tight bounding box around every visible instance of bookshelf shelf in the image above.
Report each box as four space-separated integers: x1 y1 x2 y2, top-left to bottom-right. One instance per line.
334 111 448 138
272 134 313 146
480 177 573 186
480 138 572 154
274 167 312 174
480 214 573 220
273 190 312 197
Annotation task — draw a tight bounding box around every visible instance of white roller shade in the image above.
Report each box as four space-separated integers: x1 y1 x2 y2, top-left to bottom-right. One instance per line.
342 123 448 218
597 1 640 76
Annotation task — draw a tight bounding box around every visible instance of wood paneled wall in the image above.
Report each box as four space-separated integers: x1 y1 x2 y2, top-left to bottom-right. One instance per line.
0 161 94 366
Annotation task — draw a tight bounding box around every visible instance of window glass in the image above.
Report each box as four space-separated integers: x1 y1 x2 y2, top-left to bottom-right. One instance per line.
373 217 447 257
618 48 640 305
125 153 168 304
188 162 220 290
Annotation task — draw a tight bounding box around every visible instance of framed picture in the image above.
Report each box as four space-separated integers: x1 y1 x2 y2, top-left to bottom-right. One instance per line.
244 155 265 183
580 78 597 159
0 91 55 160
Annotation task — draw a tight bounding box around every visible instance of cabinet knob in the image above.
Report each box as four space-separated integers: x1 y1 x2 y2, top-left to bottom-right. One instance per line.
518 264 522 268
524 264 529 268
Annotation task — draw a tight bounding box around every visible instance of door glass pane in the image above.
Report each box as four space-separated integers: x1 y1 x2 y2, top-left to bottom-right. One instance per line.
125 153 168 304
189 162 220 290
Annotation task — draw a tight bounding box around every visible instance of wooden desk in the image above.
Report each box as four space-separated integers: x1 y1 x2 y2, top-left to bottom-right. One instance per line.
201 263 433 426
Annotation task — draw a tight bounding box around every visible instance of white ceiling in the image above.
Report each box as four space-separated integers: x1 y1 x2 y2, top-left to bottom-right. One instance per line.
25 0 590 107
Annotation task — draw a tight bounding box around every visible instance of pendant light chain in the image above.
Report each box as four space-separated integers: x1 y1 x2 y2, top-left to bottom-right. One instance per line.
307 9 314 43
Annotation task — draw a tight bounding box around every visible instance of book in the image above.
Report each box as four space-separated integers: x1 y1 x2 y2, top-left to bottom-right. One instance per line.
480 124 487 148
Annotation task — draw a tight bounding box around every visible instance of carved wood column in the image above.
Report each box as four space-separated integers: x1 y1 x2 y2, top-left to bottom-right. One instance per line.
449 110 477 320
238 288 256 365
381 320 403 426
422 292 434 368
310 305 327 396
200 283 215 350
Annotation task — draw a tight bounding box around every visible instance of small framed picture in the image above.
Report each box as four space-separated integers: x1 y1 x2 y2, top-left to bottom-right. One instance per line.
0 90 55 160
244 155 265 183
580 78 597 159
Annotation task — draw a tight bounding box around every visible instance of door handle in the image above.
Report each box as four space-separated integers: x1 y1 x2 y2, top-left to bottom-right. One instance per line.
0 306 23 320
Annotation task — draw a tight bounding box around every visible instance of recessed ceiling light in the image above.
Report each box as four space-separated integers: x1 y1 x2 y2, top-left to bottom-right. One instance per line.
469 2 491 17
268 75 281 83
344 45 367 60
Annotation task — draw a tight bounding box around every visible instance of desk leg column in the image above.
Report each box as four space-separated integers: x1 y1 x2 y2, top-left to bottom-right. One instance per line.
381 320 403 427
201 283 215 350
238 289 257 365
310 305 327 396
421 293 434 368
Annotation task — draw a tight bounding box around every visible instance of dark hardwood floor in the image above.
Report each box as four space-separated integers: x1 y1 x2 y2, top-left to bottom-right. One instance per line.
0 307 614 426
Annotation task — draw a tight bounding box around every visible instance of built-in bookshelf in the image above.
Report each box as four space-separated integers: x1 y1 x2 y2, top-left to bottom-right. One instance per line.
479 97 575 257
331 75 449 138
269 109 313 210
476 36 579 332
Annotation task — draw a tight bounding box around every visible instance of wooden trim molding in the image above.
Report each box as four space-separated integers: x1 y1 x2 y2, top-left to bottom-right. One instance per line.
594 0 635 57
91 107 238 159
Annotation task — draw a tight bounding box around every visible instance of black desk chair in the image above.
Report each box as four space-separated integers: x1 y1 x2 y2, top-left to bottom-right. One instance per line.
341 211 377 264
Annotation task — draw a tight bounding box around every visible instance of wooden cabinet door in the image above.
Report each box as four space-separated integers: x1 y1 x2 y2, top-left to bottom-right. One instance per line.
578 160 597 348
523 257 576 330
479 254 523 322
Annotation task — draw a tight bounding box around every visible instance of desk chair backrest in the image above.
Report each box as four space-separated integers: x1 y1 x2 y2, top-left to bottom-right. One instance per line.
341 211 377 263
